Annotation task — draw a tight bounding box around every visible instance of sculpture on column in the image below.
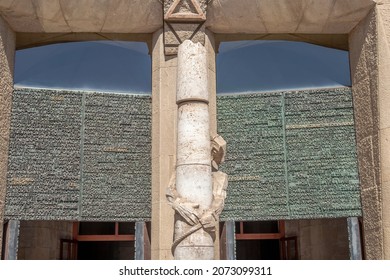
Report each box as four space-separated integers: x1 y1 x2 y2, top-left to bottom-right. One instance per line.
163 0 223 260
167 134 228 256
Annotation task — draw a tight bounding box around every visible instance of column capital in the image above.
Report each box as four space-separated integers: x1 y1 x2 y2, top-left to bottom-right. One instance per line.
163 0 211 56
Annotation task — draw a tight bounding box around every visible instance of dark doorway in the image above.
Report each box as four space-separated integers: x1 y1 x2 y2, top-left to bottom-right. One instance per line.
235 221 285 260
77 241 134 260
236 239 280 260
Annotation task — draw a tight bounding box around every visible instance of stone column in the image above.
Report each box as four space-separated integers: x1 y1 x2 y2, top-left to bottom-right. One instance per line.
0 16 15 256
377 2 390 260
173 40 214 260
151 29 177 260
349 3 390 259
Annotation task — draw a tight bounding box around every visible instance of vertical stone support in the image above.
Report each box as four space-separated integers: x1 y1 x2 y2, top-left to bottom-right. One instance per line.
3 220 19 260
377 2 390 259
151 29 177 260
174 40 213 259
350 4 390 259
225 221 236 260
0 16 15 256
347 217 363 260
152 29 218 260
205 30 219 260
135 222 145 260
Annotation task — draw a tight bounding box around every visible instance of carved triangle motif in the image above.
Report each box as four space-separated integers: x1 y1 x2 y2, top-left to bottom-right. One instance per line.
165 0 206 22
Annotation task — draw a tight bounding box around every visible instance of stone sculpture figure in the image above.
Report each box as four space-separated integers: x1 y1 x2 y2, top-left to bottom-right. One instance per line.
167 133 228 256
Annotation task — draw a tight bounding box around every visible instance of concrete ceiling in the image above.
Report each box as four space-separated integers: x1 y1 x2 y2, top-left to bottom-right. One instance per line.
0 0 377 34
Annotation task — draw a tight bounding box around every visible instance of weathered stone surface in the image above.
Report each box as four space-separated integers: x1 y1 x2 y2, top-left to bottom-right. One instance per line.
81 92 152 221
0 15 15 257
207 0 374 34
5 88 152 221
151 29 177 260
218 87 360 221
349 8 383 260
0 0 162 33
377 4 390 259
172 40 214 260
163 0 209 55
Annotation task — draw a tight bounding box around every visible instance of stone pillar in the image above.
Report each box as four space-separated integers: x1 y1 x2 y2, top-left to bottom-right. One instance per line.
349 3 390 259
377 2 390 260
349 8 382 259
173 40 214 260
151 28 219 260
3 220 19 260
151 29 177 260
347 217 363 260
0 16 15 256
205 29 220 260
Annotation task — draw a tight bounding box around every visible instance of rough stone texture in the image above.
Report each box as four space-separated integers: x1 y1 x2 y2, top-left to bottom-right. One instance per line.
163 0 209 55
81 92 152 221
377 3 390 260
207 0 375 34
176 40 209 103
5 88 152 221
217 88 360 221
173 40 214 260
6 89 82 220
0 15 15 257
0 0 374 37
0 0 162 33
349 9 383 260
285 218 349 260
17 221 73 260
151 29 177 260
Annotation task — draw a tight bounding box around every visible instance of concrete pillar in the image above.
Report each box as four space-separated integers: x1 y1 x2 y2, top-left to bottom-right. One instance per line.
173 40 213 260
151 29 177 260
0 16 15 256
349 4 390 259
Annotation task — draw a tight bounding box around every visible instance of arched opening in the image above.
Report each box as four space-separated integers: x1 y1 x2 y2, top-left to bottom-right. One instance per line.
217 41 360 260
5 41 152 260
217 40 351 94
14 41 151 94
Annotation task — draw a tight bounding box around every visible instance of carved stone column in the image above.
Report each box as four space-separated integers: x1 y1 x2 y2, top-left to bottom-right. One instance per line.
174 40 214 259
163 0 227 260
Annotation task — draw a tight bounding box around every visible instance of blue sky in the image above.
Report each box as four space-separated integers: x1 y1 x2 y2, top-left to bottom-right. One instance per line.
15 40 351 94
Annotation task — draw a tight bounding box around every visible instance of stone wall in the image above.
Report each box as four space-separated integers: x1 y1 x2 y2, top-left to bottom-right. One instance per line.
0 15 15 255
349 8 383 259
5 87 360 223
5 88 152 221
217 87 361 221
